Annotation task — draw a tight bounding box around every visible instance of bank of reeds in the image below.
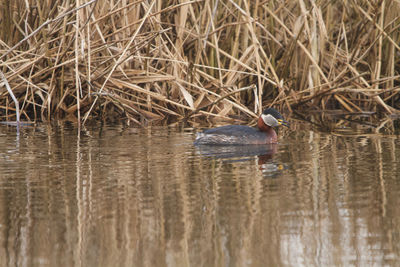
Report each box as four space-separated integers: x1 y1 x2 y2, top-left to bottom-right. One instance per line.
0 0 399 125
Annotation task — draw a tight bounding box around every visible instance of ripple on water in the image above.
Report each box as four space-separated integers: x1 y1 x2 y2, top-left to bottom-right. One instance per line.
0 123 399 266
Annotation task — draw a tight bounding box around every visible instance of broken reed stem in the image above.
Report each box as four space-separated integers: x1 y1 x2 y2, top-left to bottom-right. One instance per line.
0 71 20 128
184 84 257 121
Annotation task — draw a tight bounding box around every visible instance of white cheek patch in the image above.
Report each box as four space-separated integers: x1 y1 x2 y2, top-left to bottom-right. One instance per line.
261 114 279 127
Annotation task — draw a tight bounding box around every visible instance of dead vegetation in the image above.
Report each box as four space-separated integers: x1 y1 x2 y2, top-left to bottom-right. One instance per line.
0 0 399 125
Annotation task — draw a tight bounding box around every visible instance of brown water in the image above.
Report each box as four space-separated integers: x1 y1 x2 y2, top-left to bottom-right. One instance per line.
0 123 399 267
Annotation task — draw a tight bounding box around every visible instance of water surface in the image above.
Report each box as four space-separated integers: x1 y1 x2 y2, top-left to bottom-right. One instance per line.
0 122 399 266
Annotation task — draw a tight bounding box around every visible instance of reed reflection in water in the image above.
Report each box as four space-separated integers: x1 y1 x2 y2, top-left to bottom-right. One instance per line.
0 124 399 266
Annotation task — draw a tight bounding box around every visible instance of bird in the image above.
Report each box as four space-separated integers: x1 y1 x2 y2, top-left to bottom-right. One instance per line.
194 108 289 145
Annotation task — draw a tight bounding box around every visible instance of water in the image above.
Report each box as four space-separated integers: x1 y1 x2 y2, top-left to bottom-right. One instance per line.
0 122 399 266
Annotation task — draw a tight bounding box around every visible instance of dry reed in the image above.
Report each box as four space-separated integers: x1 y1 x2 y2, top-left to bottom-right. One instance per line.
0 0 399 125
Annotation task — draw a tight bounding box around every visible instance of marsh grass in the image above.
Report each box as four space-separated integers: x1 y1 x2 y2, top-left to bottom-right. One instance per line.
0 0 399 125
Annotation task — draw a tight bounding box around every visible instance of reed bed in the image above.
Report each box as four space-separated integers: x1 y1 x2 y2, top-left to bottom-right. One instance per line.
0 0 399 125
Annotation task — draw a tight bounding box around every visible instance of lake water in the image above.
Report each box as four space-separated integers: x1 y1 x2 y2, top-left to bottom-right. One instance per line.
0 120 399 266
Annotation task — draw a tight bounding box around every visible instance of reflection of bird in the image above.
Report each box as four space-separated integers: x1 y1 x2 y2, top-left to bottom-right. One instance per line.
194 108 289 145
195 143 277 160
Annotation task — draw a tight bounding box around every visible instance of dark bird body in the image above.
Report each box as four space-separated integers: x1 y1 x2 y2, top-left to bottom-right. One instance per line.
194 108 288 145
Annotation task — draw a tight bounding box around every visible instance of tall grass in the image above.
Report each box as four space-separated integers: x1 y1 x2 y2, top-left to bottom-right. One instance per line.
0 0 399 124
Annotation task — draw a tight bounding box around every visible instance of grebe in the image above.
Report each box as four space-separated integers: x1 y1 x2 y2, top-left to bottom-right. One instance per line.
194 108 288 145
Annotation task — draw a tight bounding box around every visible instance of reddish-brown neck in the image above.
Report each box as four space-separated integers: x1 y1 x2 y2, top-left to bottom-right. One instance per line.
257 117 277 143
257 117 271 132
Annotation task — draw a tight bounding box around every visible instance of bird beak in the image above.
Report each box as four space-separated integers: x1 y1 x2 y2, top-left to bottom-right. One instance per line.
278 119 290 127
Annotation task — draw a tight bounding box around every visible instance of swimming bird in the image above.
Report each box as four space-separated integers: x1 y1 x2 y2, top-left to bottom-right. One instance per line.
194 108 289 145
